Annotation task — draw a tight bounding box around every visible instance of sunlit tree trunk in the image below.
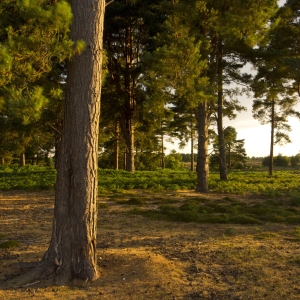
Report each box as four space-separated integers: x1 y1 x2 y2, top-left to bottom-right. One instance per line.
19 152 25 167
217 40 227 180
160 131 165 169
269 98 275 176
121 24 135 172
42 0 105 284
195 102 209 193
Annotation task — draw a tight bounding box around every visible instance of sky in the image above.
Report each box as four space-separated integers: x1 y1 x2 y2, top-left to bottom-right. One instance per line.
166 0 300 158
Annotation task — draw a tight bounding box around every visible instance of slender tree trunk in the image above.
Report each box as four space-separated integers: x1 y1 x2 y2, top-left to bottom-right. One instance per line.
114 120 119 170
217 41 227 180
227 144 231 170
269 98 275 176
120 23 135 172
1 158 4 165
124 150 127 170
19 152 26 167
191 124 194 171
195 102 209 193
42 0 105 284
161 133 165 169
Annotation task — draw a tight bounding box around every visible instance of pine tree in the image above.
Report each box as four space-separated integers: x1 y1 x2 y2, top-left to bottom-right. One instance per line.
0 0 74 164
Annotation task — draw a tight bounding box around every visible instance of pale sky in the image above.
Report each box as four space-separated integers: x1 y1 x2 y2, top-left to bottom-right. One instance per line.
223 98 300 158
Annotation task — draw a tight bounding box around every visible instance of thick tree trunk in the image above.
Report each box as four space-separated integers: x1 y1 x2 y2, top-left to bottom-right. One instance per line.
217 42 227 180
195 102 209 193
19 152 26 167
42 0 105 285
269 98 275 176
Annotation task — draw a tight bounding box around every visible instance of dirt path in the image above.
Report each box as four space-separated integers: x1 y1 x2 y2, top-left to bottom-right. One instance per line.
1 190 300 299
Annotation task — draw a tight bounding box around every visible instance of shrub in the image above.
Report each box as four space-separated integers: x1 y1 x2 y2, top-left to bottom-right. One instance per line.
274 154 289 167
290 154 300 167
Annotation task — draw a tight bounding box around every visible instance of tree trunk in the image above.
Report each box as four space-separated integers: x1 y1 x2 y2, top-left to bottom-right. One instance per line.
227 143 231 170
114 120 119 170
121 23 135 172
19 152 26 167
191 124 194 171
42 0 105 285
217 40 227 180
124 150 127 170
269 98 275 176
161 133 165 169
1 158 4 165
195 102 209 193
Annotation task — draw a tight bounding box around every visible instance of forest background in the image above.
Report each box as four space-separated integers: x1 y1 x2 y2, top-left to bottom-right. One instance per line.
0 0 300 176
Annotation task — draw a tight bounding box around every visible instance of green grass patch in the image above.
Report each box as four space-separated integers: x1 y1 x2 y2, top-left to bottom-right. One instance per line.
0 240 19 249
98 202 109 209
117 197 145 206
130 196 300 225
254 231 280 240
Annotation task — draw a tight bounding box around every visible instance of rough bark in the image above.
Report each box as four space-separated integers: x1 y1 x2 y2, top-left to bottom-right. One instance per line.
195 102 209 193
217 41 227 180
41 0 105 285
269 98 275 176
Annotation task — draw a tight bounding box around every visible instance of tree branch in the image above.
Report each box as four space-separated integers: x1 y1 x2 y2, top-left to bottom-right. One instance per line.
106 0 114 6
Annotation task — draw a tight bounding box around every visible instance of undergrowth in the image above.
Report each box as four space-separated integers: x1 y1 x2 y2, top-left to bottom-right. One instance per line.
0 166 299 200
129 196 300 225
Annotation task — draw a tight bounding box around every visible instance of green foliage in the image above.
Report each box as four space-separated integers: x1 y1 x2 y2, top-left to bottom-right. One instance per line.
0 167 300 200
262 154 290 167
290 154 300 167
165 151 182 170
0 0 73 116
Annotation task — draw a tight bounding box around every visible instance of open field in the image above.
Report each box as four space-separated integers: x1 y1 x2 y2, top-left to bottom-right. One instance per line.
1 188 300 299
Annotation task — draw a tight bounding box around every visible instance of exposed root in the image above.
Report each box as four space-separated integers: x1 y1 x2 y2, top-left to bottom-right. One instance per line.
0 261 55 289
13 281 40 288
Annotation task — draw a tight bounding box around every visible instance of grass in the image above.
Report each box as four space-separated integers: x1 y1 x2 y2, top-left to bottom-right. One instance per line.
0 240 19 249
0 166 299 199
127 194 300 225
